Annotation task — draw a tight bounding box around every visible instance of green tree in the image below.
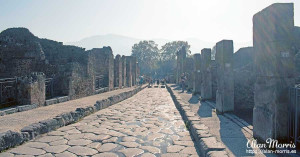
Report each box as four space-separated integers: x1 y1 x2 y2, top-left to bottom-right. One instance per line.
157 41 191 78
160 41 191 61
131 40 159 75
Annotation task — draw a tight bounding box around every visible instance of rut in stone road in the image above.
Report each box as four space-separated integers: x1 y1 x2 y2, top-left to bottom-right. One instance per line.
1 88 200 157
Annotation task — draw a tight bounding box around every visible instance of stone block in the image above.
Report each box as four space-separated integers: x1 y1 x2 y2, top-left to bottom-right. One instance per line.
45 98 57 106
57 96 69 103
0 131 23 152
17 104 38 112
21 123 48 139
39 119 60 132
3 108 17 115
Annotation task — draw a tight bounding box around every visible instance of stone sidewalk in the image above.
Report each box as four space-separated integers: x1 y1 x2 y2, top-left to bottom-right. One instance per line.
167 84 277 157
0 85 146 151
1 88 200 157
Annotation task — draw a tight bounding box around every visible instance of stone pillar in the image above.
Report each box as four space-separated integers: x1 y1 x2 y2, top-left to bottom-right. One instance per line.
215 40 234 114
108 52 114 91
17 72 45 106
184 57 194 91
114 55 122 89
131 57 137 86
122 55 126 87
176 46 187 84
201 49 213 100
126 56 132 87
193 54 201 94
253 3 295 142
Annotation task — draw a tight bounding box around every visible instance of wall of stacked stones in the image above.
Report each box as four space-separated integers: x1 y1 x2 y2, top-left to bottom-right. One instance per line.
0 28 139 109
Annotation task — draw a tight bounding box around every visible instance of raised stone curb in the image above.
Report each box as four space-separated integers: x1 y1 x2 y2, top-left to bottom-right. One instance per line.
0 85 147 152
166 84 228 157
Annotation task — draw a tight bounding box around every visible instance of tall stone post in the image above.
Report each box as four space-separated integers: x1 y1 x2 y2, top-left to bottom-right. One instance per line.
122 55 126 87
184 57 194 91
253 3 295 142
193 54 201 94
126 56 132 87
108 53 114 91
114 55 122 89
176 46 187 84
215 40 234 114
201 49 213 100
131 57 137 86
17 72 45 106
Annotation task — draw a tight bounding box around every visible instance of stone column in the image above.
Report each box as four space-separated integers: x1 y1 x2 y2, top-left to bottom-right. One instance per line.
201 49 213 100
215 40 234 114
122 55 126 87
17 72 45 106
108 53 114 91
126 56 132 87
184 57 194 91
193 54 201 94
114 55 122 89
131 57 137 86
176 46 186 84
253 3 295 142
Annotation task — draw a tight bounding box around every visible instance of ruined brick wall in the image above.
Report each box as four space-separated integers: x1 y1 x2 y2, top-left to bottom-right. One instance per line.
233 47 255 110
88 47 114 90
68 62 94 100
233 47 254 69
17 72 45 106
0 28 95 100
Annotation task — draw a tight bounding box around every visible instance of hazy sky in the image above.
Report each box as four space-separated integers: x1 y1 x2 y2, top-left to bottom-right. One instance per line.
0 0 299 44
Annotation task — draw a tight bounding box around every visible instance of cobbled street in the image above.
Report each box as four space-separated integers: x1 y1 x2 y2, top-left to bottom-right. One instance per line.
1 88 200 157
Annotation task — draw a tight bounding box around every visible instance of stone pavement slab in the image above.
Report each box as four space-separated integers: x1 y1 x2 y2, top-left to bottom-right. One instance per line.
1 88 200 157
0 85 147 151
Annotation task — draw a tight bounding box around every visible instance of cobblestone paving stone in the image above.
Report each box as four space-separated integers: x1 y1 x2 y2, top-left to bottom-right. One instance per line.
1 88 200 157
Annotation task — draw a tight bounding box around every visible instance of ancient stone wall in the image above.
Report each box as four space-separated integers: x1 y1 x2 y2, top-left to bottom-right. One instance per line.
17 72 45 106
233 47 255 111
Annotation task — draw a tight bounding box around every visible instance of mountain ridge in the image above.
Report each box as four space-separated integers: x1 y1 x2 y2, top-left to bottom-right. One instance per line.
66 34 252 56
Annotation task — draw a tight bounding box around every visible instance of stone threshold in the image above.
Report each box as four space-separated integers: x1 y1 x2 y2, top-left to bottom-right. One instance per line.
166 84 229 157
0 85 147 152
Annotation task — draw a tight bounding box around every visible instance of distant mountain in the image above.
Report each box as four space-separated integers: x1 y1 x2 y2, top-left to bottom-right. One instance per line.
66 34 140 56
66 34 251 56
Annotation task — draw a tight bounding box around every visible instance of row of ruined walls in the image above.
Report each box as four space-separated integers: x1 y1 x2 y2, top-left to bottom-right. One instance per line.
176 3 300 145
0 28 138 107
